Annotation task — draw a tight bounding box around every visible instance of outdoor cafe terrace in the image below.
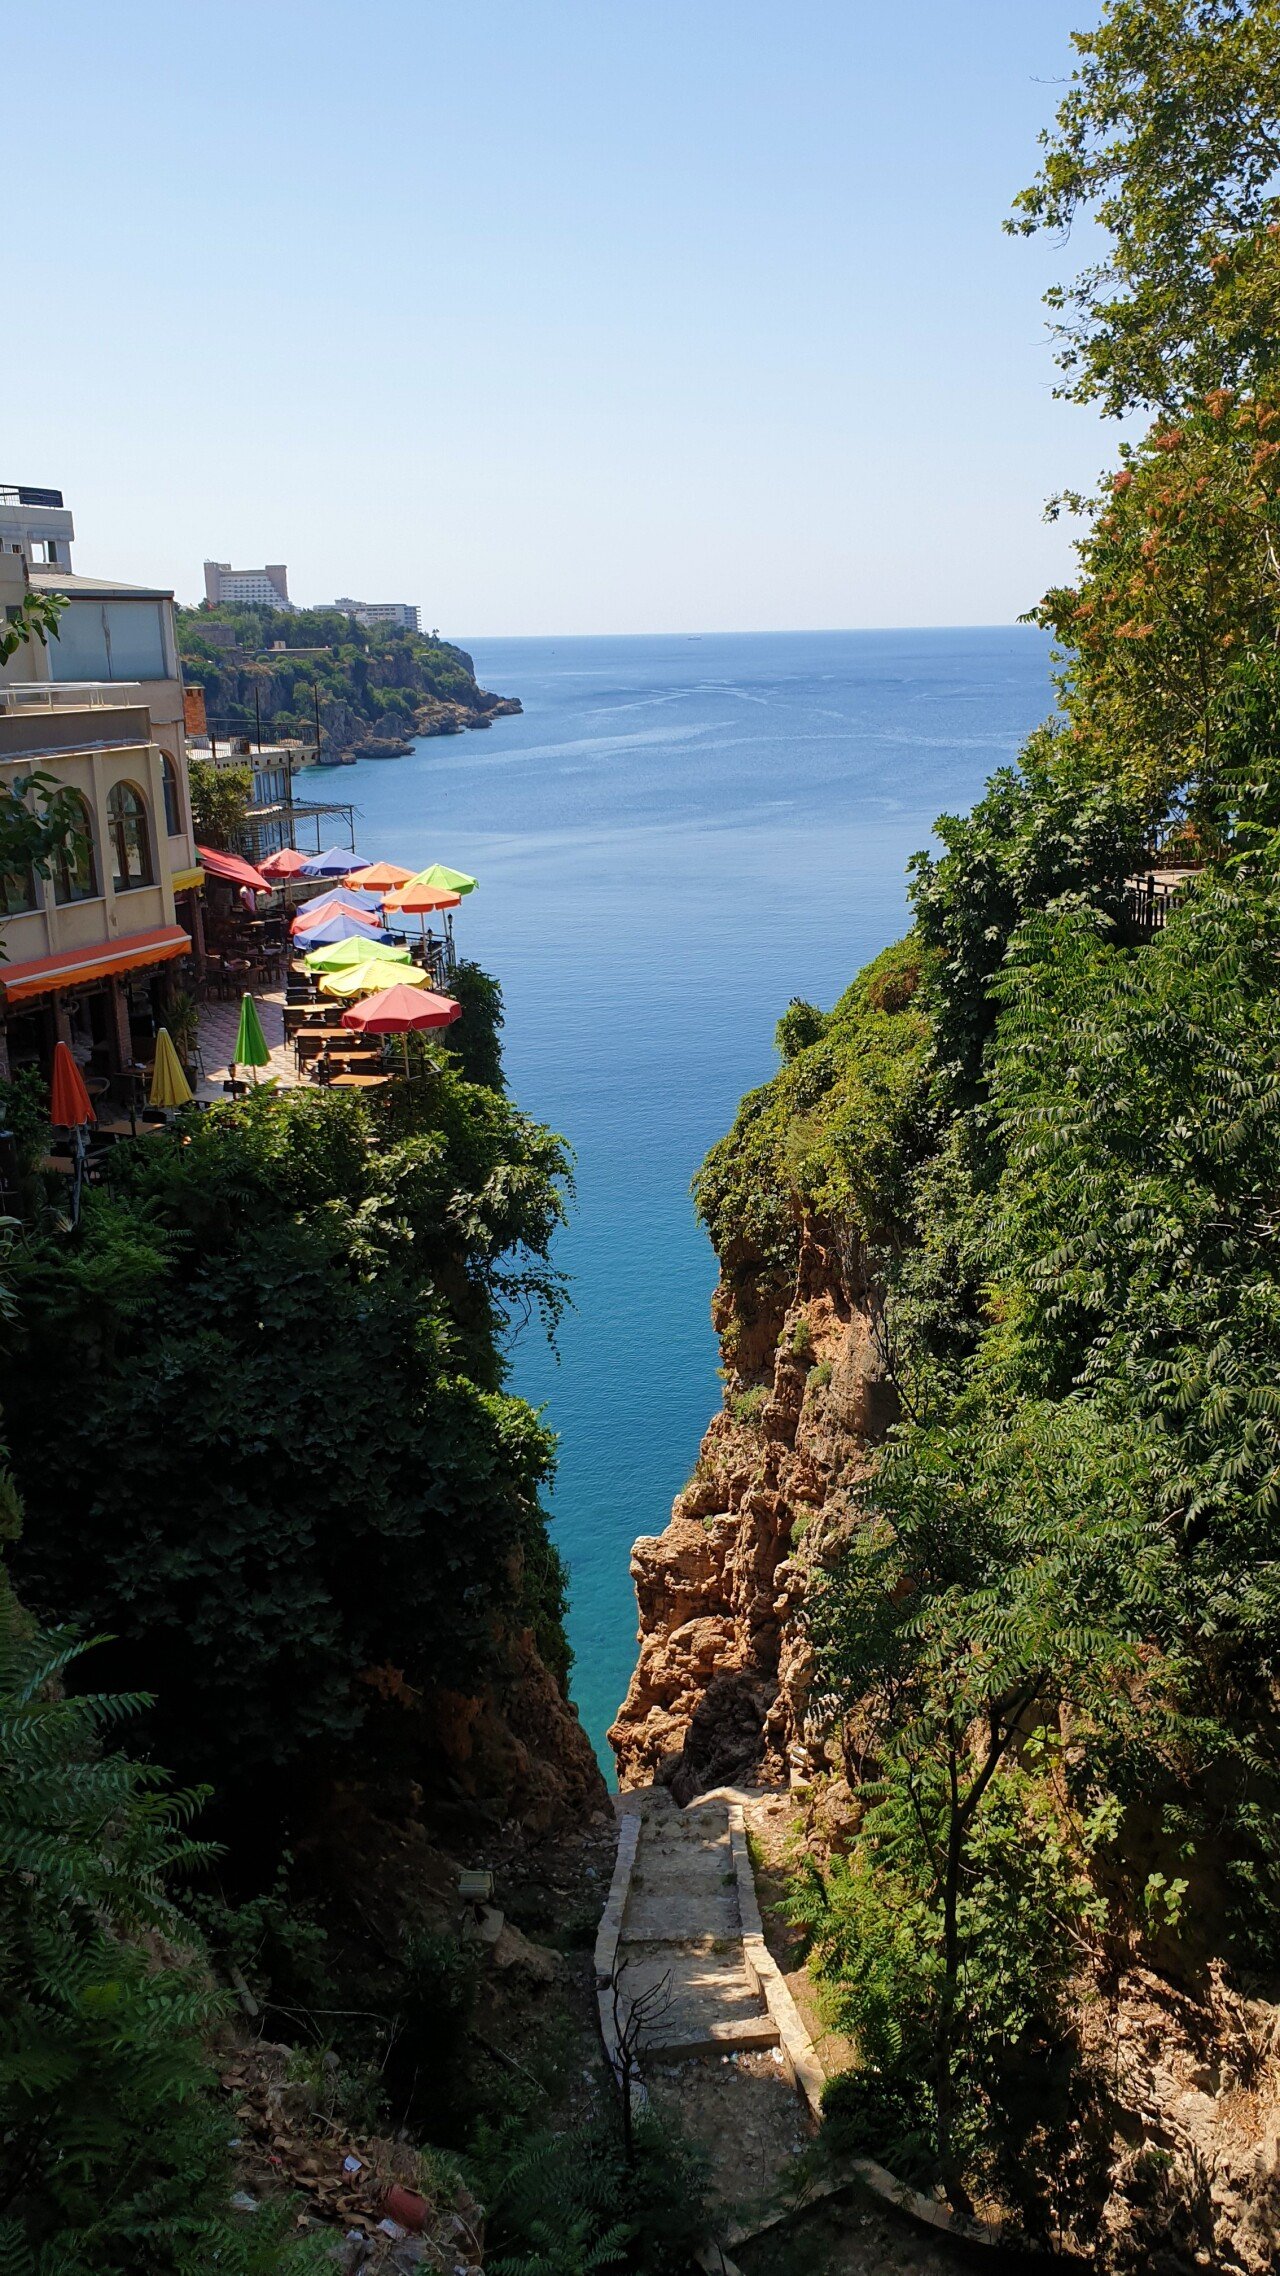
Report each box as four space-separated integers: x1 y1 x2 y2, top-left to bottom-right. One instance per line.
25 851 476 1204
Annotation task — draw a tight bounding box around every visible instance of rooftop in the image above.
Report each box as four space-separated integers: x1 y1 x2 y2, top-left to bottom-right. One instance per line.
0 681 141 713
27 566 174 602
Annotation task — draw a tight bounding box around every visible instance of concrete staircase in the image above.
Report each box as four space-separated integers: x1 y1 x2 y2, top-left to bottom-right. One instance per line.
598 1790 779 2059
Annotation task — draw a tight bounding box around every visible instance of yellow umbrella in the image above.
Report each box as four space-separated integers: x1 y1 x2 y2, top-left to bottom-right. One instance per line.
149 1027 193 1110
318 958 433 1001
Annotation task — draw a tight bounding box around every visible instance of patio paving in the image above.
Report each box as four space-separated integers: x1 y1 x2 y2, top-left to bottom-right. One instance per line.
196 988 300 1099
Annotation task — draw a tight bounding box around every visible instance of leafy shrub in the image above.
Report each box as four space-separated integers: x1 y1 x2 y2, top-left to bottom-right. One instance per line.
1 1078 572 1833
728 1385 767 1427
467 2108 708 2276
776 999 828 1063
0 1579 322 2274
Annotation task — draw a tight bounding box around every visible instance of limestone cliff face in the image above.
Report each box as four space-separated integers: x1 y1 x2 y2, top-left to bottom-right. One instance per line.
610 1222 895 1797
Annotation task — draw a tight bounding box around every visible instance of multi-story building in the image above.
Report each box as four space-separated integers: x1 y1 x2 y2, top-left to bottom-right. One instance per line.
334 596 420 634
203 559 292 611
0 502 204 1092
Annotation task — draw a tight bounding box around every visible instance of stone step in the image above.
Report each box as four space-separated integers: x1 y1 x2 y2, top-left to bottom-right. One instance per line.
611 1942 777 2058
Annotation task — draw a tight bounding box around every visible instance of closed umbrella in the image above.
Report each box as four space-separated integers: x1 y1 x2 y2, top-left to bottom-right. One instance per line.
319 958 434 1001
233 992 271 1085
149 1027 193 1110
50 1040 95 1130
342 980 461 1076
49 1041 95 1224
305 935 412 973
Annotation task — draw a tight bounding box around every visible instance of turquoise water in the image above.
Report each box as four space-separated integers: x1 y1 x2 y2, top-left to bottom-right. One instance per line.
332 628 1055 1768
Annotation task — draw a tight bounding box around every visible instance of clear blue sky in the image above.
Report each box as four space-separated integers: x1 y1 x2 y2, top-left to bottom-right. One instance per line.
8 1 1120 635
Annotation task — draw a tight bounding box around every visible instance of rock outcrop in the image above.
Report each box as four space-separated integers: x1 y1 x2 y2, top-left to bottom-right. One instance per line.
610 1224 895 1797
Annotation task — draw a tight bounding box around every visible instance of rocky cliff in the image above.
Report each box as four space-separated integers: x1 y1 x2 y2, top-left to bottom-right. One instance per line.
610 1219 893 1799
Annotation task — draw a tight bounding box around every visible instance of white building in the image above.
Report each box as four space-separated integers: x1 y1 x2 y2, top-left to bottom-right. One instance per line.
203 559 292 611
0 482 75 570
334 596 420 634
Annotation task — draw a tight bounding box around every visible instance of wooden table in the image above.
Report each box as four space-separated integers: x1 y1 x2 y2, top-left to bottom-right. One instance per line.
326 1073 390 1091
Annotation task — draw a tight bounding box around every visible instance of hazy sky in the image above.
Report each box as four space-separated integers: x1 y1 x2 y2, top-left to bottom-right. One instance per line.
8 1 1122 635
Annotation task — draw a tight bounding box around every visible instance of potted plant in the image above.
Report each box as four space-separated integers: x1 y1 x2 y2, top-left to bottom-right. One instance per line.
165 988 201 1078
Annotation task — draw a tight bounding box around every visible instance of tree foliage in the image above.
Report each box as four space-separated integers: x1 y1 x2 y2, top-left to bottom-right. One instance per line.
0 1076 572 1836
0 1574 322 2274
186 758 253 852
1010 0 1280 414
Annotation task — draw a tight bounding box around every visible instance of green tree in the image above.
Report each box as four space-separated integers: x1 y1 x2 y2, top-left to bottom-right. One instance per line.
186 758 253 851
1011 0 1280 414
1 1080 572 1830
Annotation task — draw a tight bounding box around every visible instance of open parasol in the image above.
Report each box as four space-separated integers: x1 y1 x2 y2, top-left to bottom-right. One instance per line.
342 980 461 1076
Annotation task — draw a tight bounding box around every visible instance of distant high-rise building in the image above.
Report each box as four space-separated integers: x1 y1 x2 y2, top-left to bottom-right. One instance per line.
334 596 420 634
204 559 292 611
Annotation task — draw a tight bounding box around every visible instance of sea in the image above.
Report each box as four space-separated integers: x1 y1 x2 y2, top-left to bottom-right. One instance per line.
331 628 1057 1773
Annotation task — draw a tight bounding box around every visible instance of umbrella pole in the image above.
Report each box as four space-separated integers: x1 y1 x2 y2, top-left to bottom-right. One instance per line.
403 1034 410 1082
70 1125 86 1228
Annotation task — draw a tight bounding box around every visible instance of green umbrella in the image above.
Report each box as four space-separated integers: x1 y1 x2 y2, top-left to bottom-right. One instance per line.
304 935 413 973
234 992 271 1083
417 863 477 895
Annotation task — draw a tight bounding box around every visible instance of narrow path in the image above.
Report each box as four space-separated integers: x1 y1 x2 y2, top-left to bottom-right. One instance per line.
612 1789 778 2059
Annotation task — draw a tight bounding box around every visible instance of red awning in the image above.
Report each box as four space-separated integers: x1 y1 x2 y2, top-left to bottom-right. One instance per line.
197 845 272 893
0 925 192 1006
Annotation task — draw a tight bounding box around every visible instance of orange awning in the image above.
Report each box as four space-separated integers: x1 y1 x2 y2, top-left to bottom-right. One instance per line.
0 925 192 1006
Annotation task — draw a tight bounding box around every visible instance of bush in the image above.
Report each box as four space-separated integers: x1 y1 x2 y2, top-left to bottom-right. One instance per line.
468 2107 709 2276
2 1079 572 1834
0 1579 323 2274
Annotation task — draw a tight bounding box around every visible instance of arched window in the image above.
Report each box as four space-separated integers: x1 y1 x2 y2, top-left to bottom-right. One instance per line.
0 789 38 915
161 751 182 836
107 782 153 891
53 791 100 905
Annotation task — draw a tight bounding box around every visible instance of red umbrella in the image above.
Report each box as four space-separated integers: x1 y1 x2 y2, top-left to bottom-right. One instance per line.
259 846 311 881
341 984 461 1032
342 982 460 1077
50 1040 95 1128
290 898 382 939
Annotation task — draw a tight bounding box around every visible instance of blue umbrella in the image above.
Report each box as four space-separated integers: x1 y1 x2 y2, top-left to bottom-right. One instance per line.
294 909 386 949
300 844 367 878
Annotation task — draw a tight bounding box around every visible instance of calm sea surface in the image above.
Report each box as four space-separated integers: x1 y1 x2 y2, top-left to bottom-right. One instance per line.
332 629 1055 1769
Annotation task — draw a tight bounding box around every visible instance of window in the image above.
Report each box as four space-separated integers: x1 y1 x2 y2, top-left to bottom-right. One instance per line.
48 599 168 683
53 791 99 905
107 782 153 891
161 752 183 835
0 862 37 917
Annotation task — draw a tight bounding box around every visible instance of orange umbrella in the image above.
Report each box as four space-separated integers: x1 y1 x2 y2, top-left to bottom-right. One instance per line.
50 1041 95 1128
382 880 462 914
344 861 415 892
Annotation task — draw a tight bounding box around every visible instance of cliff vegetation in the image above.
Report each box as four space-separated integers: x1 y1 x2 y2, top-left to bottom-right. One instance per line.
614 4 1280 2261
177 604 520 760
